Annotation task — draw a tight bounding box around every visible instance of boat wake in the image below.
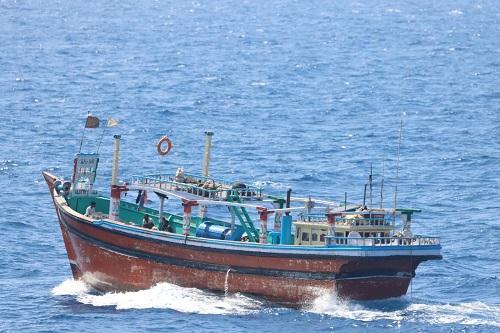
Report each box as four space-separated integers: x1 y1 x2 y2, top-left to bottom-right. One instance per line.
52 279 263 315
308 293 500 327
52 280 500 327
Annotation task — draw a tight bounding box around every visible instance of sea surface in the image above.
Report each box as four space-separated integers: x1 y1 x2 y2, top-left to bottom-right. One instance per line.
0 0 499 332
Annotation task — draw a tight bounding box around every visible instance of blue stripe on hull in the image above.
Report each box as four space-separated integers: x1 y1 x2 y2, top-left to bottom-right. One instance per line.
92 219 442 259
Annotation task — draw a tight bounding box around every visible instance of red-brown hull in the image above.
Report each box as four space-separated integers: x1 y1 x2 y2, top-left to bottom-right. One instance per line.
43 172 436 304
65 222 414 303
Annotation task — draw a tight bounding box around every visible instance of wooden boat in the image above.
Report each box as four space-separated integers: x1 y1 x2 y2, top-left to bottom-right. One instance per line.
44 130 441 305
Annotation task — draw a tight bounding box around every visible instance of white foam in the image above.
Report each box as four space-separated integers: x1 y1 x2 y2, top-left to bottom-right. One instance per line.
449 9 463 16
52 279 262 315
51 279 90 296
253 180 289 190
308 293 403 322
407 302 500 327
308 293 500 327
52 280 500 326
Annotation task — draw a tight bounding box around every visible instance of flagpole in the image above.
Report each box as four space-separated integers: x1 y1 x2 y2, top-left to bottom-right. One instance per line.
79 111 90 153
97 118 119 153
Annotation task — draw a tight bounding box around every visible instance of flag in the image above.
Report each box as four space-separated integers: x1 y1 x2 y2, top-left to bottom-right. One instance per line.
85 115 100 128
106 118 119 127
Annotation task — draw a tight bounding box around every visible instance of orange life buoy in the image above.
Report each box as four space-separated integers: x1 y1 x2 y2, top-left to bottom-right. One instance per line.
157 136 173 156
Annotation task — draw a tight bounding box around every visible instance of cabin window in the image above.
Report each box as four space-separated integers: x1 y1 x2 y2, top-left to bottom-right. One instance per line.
320 234 325 242
312 233 318 242
301 232 310 241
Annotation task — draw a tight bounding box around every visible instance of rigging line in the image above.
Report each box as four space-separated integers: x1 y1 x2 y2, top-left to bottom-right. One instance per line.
96 124 107 154
394 118 403 213
78 111 90 153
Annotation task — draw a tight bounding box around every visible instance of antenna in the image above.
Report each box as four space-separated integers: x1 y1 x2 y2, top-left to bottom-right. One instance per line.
369 163 373 209
369 163 373 219
394 118 403 212
344 192 347 211
363 183 367 208
380 159 385 208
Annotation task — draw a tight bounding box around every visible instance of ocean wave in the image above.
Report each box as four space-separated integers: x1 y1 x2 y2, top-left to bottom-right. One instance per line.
292 174 321 182
253 180 290 190
52 279 263 315
159 109 177 116
307 293 404 322
308 293 500 327
4 221 31 229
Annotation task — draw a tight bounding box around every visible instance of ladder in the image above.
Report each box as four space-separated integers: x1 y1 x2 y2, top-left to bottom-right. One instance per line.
227 193 259 242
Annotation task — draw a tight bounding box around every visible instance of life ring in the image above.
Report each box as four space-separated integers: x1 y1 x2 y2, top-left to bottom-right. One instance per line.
157 136 173 156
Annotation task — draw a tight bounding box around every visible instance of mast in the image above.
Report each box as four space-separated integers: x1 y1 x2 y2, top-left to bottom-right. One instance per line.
200 131 213 220
202 131 214 177
280 189 293 245
109 134 121 221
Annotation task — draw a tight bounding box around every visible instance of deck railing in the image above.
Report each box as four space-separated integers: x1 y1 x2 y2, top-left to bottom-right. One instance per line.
336 217 393 227
325 235 440 247
296 214 393 228
296 213 328 222
130 174 263 201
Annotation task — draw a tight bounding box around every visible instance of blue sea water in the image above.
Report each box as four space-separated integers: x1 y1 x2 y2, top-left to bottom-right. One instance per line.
0 0 499 331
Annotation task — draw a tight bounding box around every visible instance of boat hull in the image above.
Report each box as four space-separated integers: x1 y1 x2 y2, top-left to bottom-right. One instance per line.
44 172 439 304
